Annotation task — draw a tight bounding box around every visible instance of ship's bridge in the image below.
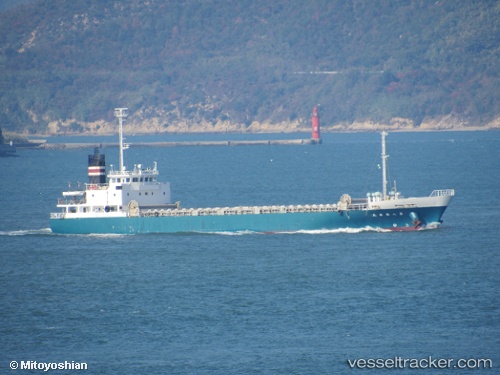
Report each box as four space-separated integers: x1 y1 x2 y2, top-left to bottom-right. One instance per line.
107 163 159 184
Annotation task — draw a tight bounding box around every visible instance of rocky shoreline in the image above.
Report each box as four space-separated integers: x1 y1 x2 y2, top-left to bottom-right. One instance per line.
10 115 500 138
48 115 500 136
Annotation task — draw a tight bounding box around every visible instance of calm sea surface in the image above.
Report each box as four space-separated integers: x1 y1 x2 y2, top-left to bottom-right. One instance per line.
1 131 499 374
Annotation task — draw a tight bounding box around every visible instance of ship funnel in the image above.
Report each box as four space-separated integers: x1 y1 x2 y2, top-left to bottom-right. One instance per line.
88 147 106 184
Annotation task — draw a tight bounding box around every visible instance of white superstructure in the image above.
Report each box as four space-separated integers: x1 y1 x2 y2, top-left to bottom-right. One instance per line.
51 108 174 219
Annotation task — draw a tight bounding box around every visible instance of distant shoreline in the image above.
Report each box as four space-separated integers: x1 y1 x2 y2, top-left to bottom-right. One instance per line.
13 126 498 140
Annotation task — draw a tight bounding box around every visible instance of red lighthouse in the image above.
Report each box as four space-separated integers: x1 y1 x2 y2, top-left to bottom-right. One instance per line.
311 106 321 144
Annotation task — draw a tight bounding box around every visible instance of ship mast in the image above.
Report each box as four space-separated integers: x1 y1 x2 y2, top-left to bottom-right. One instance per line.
381 131 389 199
114 108 128 173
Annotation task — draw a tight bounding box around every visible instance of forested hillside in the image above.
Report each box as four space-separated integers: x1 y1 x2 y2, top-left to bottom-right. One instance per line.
0 0 498 134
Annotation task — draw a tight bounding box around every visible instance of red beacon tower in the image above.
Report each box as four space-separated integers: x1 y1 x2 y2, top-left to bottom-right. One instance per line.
311 105 322 144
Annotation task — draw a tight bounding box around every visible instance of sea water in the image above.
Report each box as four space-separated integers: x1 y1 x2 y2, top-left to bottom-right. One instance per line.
1 131 499 374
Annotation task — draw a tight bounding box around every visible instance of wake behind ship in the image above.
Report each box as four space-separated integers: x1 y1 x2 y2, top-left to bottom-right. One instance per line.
50 108 454 234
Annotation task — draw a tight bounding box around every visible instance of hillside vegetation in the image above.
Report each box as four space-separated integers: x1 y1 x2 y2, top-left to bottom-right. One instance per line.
0 0 499 134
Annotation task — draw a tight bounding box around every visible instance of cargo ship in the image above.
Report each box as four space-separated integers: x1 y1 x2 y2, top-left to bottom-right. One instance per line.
50 108 454 234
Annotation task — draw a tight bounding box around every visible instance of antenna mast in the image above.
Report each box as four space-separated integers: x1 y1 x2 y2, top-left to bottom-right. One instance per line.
114 108 128 173
381 131 389 199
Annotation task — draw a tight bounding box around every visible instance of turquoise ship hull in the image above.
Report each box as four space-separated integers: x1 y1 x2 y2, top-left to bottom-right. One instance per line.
50 205 449 234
